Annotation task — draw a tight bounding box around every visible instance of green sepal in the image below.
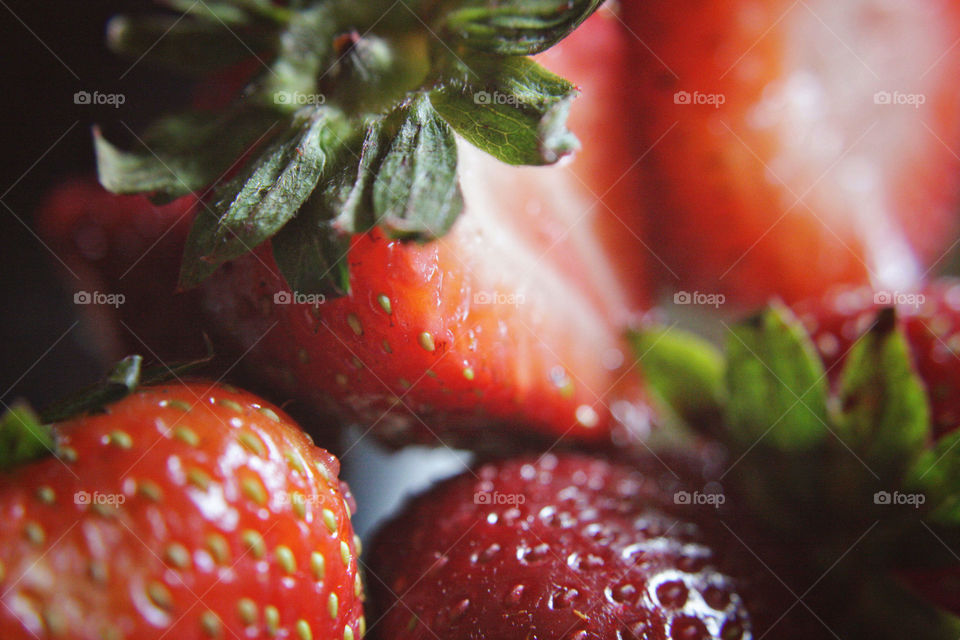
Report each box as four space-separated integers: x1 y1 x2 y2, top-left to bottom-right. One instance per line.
157 0 255 25
627 326 724 426
0 403 56 471
724 303 829 452
272 198 353 297
906 430 960 526
178 109 351 289
431 54 579 165
836 308 930 479
372 95 463 240
107 15 271 75
95 108 281 202
443 0 603 55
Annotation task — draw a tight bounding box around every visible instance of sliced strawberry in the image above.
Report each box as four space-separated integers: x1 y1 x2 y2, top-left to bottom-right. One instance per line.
0 380 364 640
625 0 960 307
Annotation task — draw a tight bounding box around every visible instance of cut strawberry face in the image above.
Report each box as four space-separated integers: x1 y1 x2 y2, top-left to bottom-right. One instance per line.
625 0 960 307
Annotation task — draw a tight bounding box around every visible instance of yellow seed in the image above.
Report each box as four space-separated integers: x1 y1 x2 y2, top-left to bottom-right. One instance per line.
200 610 221 637
241 476 267 506
164 543 191 569
217 399 244 413
275 545 296 574
344 624 355 640
60 447 77 463
24 522 45 545
335 374 348 386
418 332 435 352
285 451 306 475
463 367 475 381
327 592 338 618
347 314 363 336
137 480 163 502
147 581 173 610
264 605 280 636
206 533 231 565
241 530 265 559
238 432 266 457
161 399 192 412
259 406 281 422
173 426 199 447
188 468 212 491
353 534 363 555
36 486 55 504
296 619 313 640
377 294 392 314
322 509 337 534
88 560 109 584
42 607 66 636
0 559 6 582
310 551 326 581
108 430 132 449
355 572 364 599
340 541 350 566
92 503 117 518
237 598 258 626
382 339 392 353
292 494 307 519
315 462 333 484
359 616 366 638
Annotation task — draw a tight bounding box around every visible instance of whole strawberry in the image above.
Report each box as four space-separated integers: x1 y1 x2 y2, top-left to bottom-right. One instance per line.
368 454 751 640
0 361 364 640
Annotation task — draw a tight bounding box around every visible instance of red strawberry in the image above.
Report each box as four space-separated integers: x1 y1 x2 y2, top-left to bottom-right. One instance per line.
794 280 960 438
367 453 753 639
625 0 960 307
37 179 207 362
0 379 364 640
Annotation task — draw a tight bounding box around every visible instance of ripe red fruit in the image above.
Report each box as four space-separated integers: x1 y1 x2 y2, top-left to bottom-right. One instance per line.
794 280 960 439
0 383 364 640
625 0 960 307
368 453 752 640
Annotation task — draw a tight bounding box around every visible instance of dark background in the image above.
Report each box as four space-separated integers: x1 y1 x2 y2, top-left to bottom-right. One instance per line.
0 0 193 406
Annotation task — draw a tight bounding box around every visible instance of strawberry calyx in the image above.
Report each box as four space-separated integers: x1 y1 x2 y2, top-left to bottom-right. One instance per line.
95 0 600 297
630 304 960 637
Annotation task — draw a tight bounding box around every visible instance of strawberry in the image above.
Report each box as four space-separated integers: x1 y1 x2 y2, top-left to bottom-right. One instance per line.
793 280 960 439
624 0 960 307
367 453 753 640
85 5 653 447
0 361 364 640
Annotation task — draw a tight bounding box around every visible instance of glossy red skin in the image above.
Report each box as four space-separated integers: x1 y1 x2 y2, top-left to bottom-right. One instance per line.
37 179 207 362
624 0 960 308
794 280 960 439
368 454 750 640
0 383 363 640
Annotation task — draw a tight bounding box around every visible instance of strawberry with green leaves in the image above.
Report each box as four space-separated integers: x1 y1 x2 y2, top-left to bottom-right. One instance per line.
0 357 364 640
632 303 960 638
368 453 756 640
90 1 652 447
624 0 960 307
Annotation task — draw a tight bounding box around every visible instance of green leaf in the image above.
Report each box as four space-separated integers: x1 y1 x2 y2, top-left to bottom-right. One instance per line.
837 308 930 478
443 0 604 55
157 0 252 25
107 15 270 75
628 326 724 425
95 108 281 202
372 95 463 239
724 303 829 451
272 198 353 297
179 110 350 289
907 430 960 525
431 54 579 165
323 117 391 235
0 403 55 471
